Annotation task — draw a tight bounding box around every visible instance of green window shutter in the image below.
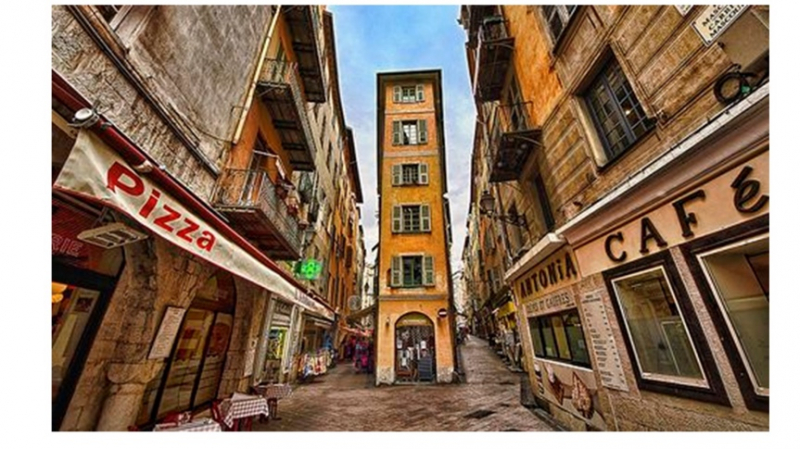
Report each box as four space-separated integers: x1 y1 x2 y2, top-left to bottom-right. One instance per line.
419 119 428 143
419 163 429 185
392 205 402 233
424 255 434 286
392 121 401 145
416 84 424 102
393 86 401 103
391 256 401 287
421 204 431 232
392 164 402 186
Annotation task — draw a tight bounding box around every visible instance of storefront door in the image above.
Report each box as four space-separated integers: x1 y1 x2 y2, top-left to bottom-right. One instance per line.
395 313 435 383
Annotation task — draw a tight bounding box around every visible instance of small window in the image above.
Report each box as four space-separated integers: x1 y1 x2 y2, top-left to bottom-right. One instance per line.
584 58 653 161
393 85 425 103
610 267 706 387
392 204 431 233
402 164 419 184
527 309 591 368
392 120 428 146
402 206 421 232
542 5 578 46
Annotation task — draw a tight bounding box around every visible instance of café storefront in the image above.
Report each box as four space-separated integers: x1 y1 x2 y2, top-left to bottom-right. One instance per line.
558 90 769 431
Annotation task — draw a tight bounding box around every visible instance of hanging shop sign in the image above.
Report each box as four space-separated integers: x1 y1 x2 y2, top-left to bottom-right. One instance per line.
576 150 769 276
54 131 334 321
295 259 323 280
692 5 748 45
580 291 628 392
148 307 187 360
514 246 581 307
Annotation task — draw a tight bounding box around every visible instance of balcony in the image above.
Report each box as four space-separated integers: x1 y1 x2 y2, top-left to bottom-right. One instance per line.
473 17 514 102
214 168 302 260
461 5 495 47
488 101 541 183
283 5 326 103
257 59 317 171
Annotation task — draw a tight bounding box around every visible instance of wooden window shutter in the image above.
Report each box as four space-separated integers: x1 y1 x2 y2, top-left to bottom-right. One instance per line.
392 205 402 233
393 86 401 103
424 255 434 286
392 164 402 186
421 204 431 232
418 119 428 143
419 163 429 185
391 256 401 287
416 84 424 102
392 121 401 145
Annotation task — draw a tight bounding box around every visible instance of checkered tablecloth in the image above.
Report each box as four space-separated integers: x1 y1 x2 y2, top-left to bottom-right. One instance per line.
256 383 293 400
220 397 269 428
154 418 221 432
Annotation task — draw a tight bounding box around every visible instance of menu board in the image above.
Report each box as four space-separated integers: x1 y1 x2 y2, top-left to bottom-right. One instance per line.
148 307 187 360
580 291 629 392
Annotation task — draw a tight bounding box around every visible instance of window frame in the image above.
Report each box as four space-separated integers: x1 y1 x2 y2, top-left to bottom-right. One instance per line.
391 254 434 288
603 251 730 405
541 5 579 50
392 203 431 234
680 214 769 411
583 57 654 164
527 308 592 369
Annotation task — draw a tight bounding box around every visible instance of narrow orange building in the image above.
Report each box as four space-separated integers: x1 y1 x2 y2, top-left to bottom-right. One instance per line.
375 70 456 384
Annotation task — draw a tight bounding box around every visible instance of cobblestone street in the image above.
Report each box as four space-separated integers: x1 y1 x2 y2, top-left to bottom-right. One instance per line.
255 337 555 431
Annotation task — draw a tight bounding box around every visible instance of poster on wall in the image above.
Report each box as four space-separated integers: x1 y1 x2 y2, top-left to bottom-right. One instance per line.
244 337 258 377
532 359 607 430
148 307 187 360
581 291 629 392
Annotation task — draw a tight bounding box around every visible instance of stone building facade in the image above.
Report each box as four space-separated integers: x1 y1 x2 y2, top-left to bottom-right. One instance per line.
51 5 361 431
460 4 769 431
375 70 456 385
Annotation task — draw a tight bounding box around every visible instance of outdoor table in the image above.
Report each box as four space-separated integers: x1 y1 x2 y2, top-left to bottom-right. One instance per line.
253 383 293 420
220 394 269 430
153 418 222 432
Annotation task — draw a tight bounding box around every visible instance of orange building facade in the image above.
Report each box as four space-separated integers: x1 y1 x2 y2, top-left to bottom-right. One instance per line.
375 70 456 385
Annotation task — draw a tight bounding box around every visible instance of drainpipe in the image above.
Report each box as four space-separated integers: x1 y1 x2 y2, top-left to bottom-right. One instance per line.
232 5 281 145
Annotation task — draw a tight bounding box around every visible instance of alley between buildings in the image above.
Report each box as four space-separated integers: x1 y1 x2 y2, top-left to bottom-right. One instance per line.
255 337 555 431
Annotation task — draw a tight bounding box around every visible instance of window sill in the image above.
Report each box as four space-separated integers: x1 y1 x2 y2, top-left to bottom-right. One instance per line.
595 126 657 175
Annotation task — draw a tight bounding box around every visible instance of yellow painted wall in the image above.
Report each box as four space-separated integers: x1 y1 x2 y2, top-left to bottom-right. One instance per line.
376 75 454 384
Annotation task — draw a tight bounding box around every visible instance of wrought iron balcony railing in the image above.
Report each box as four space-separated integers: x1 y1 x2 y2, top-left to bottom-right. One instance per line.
214 168 301 257
488 101 541 183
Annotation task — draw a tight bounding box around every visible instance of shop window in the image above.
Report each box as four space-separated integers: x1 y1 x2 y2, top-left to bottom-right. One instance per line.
682 224 769 411
527 309 590 368
610 267 705 386
584 57 653 163
699 237 769 393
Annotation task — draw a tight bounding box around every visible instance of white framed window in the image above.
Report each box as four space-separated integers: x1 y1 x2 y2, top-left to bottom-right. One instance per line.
697 234 769 396
393 85 425 103
392 120 428 145
610 266 708 388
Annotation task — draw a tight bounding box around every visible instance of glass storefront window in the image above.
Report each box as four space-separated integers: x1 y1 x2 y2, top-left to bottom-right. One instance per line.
611 267 706 386
699 236 769 395
527 309 591 368
52 283 100 402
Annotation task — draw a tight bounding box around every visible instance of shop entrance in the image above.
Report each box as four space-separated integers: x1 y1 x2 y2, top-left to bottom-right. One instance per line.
139 271 235 425
395 313 435 383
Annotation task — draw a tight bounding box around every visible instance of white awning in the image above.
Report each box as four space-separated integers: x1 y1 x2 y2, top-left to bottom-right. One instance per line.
54 130 333 321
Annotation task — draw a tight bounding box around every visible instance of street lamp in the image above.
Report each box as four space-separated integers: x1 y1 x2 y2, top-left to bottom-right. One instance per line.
479 190 526 227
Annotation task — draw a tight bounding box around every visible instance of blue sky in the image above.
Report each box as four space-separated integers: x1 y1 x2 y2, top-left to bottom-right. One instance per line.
328 5 475 271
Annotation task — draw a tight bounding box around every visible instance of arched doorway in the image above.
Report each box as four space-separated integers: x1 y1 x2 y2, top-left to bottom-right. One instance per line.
140 271 236 425
395 312 435 383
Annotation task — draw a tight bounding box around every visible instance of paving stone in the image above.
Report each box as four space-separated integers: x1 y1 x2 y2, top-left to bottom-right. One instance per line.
253 337 555 431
